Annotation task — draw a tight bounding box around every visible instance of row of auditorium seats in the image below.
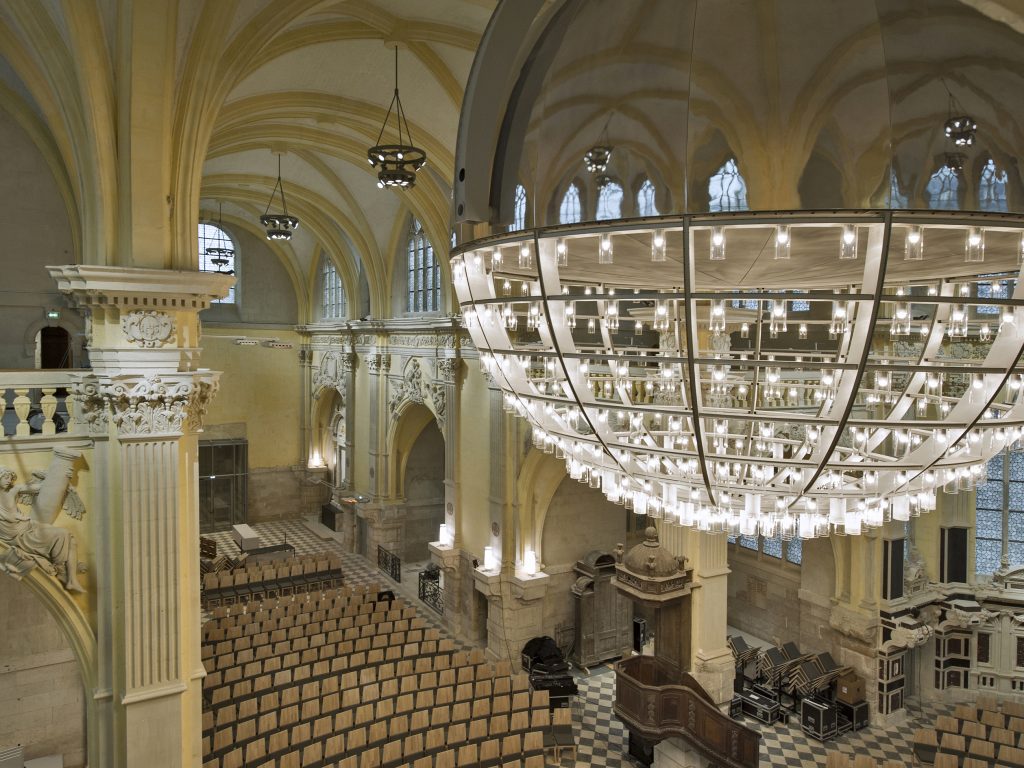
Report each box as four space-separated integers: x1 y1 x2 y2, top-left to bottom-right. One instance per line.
913 695 1024 768
201 578 573 768
202 554 344 607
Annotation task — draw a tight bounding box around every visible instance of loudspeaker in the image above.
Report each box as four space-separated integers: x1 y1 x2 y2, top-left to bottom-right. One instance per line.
632 617 648 653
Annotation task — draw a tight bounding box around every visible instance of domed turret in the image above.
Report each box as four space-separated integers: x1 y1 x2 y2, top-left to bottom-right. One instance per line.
614 527 692 603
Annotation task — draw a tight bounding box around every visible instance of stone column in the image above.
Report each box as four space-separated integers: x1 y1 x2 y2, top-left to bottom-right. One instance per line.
365 350 390 500
50 265 231 768
689 530 734 703
436 356 462 548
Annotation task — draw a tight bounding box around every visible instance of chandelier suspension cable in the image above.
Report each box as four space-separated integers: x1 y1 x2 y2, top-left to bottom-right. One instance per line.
264 155 287 217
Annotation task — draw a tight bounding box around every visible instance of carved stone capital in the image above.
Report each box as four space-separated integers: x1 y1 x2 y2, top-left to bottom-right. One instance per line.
435 357 461 383
75 372 221 437
120 311 175 348
365 353 390 375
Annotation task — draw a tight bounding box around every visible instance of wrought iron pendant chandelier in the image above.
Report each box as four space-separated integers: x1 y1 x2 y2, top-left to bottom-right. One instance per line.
368 46 427 189
207 202 235 274
260 155 299 240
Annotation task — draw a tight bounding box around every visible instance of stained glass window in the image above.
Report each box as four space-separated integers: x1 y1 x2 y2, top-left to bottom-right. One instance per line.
637 179 659 217
978 159 1009 212
320 255 346 320
596 181 623 221
198 223 235 303
763 536 782 559
559 183 582 224
731 299 760 310
926 166 960 210
786 536 802 565
511 184 527 231
977 280 1009 315
975 451 1024 575
709 159 749 212
739 535 758 551
407 219 440 313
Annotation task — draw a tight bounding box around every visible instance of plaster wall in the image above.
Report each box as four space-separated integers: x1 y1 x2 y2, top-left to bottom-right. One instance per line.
0 578 85 767
0 107 77 369
200 330 303 521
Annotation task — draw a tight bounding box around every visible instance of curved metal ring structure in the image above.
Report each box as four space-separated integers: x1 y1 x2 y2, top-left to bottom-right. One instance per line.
452 210 1024 539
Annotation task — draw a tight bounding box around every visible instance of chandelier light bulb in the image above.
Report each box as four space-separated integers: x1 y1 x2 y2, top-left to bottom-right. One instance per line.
519 243 533 269
556 238 568 267
599 235 614 264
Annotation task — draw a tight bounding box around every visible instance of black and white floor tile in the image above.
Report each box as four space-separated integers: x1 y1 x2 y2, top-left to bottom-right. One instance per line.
203 520 947 767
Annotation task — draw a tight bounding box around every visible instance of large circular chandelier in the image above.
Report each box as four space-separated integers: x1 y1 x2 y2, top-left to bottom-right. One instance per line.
452 213 1024 540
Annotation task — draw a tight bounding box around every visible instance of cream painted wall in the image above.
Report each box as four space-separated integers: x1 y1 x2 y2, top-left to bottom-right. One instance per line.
457 365 491 554
0 107 78 368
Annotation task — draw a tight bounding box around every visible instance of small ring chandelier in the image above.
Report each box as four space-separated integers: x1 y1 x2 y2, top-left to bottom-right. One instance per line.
260 154 299 240
368 46 427 190
206 202 235 274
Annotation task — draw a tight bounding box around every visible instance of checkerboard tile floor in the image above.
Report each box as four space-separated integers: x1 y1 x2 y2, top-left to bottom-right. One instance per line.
203 520 947 767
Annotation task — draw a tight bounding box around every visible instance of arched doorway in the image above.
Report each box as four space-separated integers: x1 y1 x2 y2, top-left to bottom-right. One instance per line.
36 326 72 369
400 416 445 563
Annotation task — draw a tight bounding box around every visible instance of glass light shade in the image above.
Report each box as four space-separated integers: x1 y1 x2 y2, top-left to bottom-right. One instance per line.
905 226 923 260
965 227 985 262
774 225 791 259
599 235 613 264
710 226 725 261
651 230 667 261
839 224 858 260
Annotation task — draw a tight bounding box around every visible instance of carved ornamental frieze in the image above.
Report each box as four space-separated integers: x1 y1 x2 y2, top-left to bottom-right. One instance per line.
121 310 175 348
75 373 221 437
388 357 447 428
314 350 355 398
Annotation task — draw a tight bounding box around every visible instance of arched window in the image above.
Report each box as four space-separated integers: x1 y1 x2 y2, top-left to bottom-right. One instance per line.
926 165 960 210
407 219 440 313
708 159 749 212
637 179 659 217
596 181 623 221
978 159 1009 212
198 223 235 303
320 255 346 320
559 183 582 224
510 184 527 231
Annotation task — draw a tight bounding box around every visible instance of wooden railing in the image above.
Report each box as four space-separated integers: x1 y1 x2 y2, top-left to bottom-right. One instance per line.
614 655 760 768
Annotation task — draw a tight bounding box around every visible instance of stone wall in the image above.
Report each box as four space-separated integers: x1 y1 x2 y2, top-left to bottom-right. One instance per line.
0 578 85 766
726 548 802 644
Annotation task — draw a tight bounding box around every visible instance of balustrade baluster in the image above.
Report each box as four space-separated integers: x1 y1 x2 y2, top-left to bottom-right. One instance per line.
40 388 57 435
13 388 31 436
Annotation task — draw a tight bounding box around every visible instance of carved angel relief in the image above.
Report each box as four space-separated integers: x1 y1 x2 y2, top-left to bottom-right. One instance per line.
121 310 175 348
0 448 86 592
388 358 447 426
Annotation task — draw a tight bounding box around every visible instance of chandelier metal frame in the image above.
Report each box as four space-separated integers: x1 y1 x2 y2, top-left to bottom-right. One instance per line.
452 209 1024 540
368 46 427 189
260 154 299 240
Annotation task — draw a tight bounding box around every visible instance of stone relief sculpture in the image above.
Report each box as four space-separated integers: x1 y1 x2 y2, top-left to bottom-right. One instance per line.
0 448 86 592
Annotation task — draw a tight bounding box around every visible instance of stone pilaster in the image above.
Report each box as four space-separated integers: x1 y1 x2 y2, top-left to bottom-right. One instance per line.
50 265 230 768
365 350 390 500
436 357 462 548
